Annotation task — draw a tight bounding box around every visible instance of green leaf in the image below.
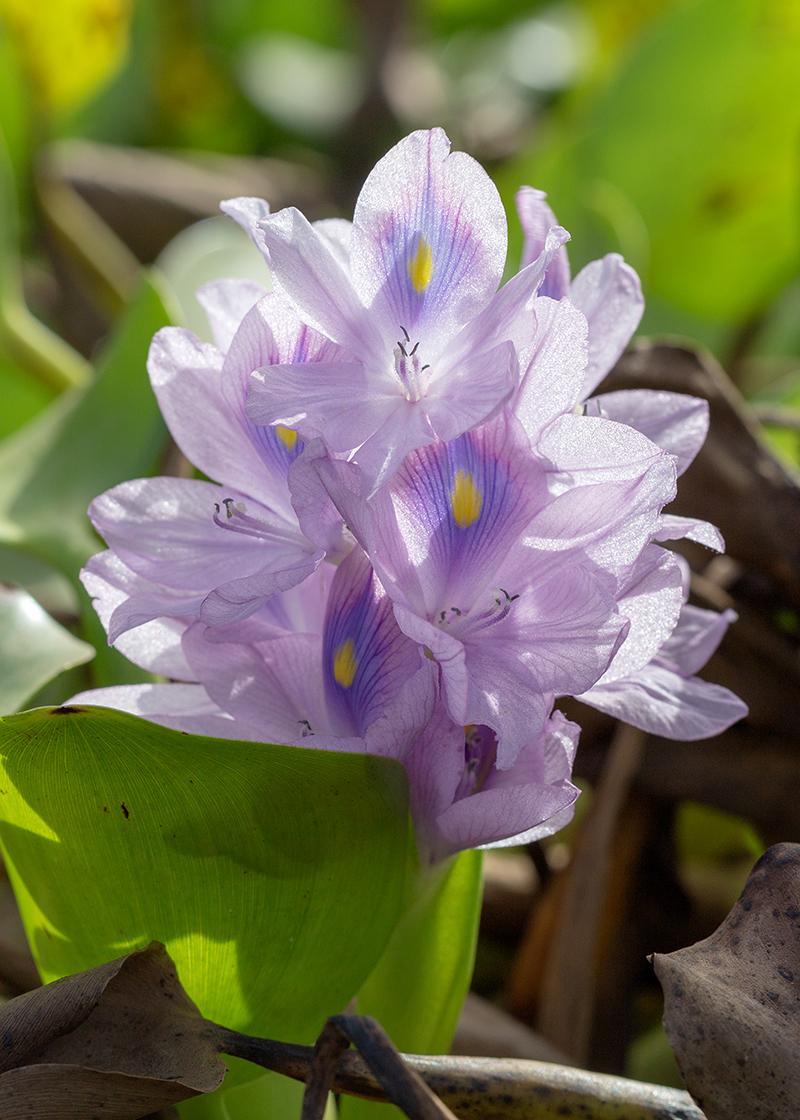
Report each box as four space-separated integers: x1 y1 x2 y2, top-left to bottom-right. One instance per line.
0 120 91 393
179 1067 308 1120
0 270 172 576
503 0 800 323
340 848 483 1120
0 352 54 439
0 390 80 548
0 584 94 713
0 706 411 1057
9 272 172 572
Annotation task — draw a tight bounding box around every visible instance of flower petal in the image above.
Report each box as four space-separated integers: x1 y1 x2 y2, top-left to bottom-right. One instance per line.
257 206 385 364
424 340 516 444
593 546 684 685
222 292 350 496
577 665 748 740
182 623 330 742
67 683 264 739
531 414 676 579
570 254 643 399
196 278 269 352
660 603 738 676
382 410 550 614
319 546 430 738
512 297 588 440
313 217 352 272
287 440 354 555
461 565 626 766
655 514 724 552
246 359 391 452
586 389 709 476
438 778 576 857
81 551 195 678
516 186 570 297
90 476 314 593
220 196 272 263
200 548 326 626
147 326 281 503
349 396 438 493
448 225 571 364
349 128 508 346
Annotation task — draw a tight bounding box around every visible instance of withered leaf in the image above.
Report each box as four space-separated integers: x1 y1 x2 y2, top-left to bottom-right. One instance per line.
0 940 706 1120
0 941 227 1118
654 843 800 1120
602 341 800 604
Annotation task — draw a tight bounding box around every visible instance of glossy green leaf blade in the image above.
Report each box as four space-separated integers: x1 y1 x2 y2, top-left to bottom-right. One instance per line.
341 849 483 1120
8 272 172 572
0 585 94 714
504 0 800 322
0 390 80 548
355 849 483 1053
0 705 411 1049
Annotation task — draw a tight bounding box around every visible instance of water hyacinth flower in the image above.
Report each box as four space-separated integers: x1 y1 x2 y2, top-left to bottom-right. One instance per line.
243 129 570 490
78 127 747 865
311 407 678 767
85 291 355 640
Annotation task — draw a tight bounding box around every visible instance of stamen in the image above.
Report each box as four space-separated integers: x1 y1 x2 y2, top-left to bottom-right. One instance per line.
434 588 519 637
212 497 288 542
393 327 431 402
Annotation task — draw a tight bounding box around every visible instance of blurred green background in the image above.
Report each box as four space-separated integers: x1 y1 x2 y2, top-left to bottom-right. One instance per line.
3 0 800 464
3 0 800 438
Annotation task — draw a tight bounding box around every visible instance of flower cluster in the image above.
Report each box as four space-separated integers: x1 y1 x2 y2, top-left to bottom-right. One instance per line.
75 129 746 864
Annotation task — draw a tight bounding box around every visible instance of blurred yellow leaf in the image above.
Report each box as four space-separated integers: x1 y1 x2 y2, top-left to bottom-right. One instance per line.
0 0 131 113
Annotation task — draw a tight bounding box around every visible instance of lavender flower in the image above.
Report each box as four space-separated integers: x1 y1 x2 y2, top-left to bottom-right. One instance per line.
85 292 354 637
244 129 569 490
77 128 747 863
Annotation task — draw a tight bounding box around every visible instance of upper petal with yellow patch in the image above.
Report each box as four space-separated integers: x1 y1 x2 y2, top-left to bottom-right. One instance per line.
385 409 550 619
349 128 508 344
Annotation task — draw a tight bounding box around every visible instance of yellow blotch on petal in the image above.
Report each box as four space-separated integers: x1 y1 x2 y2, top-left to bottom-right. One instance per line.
333 639 358 688
276 425 298 450
408 237 434 294
451 470 483 529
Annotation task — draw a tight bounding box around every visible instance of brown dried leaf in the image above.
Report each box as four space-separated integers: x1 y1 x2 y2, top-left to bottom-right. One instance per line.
602 341 800 604
0 941 227 1118
654 843 800 1119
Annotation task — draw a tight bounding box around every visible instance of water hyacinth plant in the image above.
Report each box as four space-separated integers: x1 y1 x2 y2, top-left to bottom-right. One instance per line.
77 127 746 866
0 125 735 1118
